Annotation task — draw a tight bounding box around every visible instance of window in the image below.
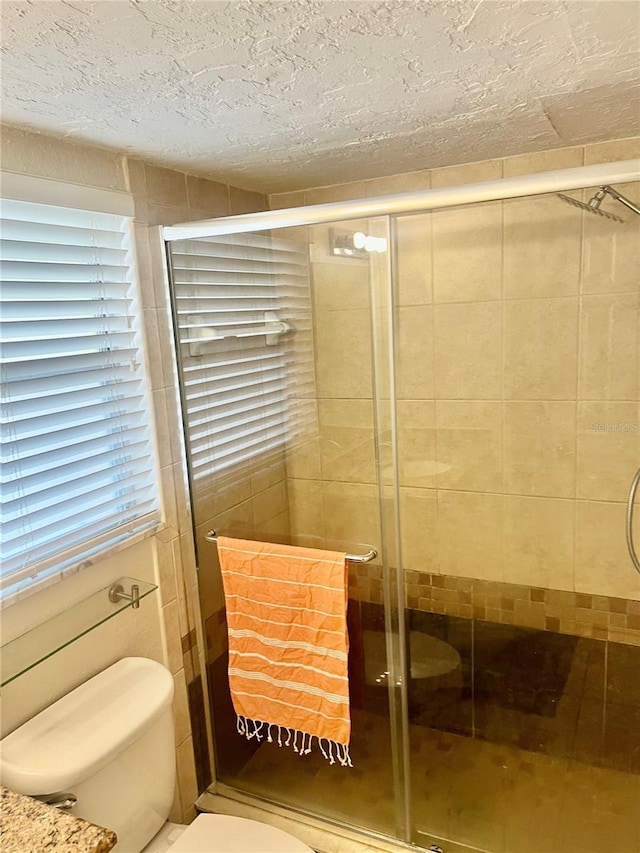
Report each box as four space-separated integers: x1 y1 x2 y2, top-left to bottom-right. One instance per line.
1 188 160 600
167 232 314 484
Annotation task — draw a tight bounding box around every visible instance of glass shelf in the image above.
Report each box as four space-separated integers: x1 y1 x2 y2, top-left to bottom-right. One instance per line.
1 576 157 687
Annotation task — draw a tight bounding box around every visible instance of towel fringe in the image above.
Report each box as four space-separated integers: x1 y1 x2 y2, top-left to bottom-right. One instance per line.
236 715 352 767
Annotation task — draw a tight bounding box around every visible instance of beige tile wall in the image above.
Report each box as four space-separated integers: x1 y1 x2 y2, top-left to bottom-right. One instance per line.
270 137 640 606
0 126 267 823
282 221 382 560
194 450 292 619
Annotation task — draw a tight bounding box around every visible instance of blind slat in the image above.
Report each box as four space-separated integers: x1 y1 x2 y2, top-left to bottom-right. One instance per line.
3 486 158 560
3 460 154 521
1 429 149 482
2 333 137 362
3 365 140 403
1 218 127 249
1 239 128 265
2 379 144 423
2 409 146 463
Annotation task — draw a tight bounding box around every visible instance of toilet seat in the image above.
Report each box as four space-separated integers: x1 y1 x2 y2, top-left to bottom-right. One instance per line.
168 814 314 853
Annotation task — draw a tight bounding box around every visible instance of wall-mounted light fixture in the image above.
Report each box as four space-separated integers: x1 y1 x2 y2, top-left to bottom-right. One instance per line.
330 228 388 258
353 231 388 253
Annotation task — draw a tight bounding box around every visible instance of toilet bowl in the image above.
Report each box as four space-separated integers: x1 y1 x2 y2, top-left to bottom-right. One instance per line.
143 815 311 852
0 657 313 853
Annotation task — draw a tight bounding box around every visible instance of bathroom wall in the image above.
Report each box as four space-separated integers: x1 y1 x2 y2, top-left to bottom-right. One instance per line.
6 125 635 813
0 125 268 822
269 136 640 646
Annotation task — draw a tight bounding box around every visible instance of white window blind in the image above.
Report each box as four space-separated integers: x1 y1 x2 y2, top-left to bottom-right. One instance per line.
168 232 314 481
1 198 160 598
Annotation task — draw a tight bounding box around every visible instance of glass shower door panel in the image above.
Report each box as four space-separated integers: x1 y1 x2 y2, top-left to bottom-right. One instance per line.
394 187 640 853
167 219 404 839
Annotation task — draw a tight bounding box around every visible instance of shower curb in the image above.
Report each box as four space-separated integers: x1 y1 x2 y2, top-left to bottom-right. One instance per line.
197 788 480 853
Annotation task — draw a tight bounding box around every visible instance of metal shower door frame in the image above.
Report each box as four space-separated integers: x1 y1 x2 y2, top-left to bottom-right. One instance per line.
368 215 413 843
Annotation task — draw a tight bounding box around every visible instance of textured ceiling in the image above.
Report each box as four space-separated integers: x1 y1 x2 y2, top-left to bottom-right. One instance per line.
2 0 639 192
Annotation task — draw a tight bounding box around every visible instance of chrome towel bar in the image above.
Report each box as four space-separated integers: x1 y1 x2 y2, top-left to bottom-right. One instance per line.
205 530 377 564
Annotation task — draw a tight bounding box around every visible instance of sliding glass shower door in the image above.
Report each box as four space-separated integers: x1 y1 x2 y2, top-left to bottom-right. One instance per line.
392 188 640 853
165 174 640 853
165 217 411 841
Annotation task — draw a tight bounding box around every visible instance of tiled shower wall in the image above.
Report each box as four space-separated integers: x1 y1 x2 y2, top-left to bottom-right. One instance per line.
127 154 269 813
270 137 640 644
1 125 268 820
194 451 292 665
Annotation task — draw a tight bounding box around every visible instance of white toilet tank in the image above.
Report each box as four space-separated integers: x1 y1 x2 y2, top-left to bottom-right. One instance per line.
0 657 175 853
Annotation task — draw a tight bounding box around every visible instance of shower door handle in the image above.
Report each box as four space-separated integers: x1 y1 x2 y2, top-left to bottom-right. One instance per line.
627 467 640 574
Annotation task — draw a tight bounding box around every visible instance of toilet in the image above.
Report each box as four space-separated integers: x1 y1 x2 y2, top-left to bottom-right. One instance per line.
0 657 313 853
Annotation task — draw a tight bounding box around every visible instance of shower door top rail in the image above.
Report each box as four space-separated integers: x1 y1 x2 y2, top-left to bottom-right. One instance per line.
163 159 640 241
205 531 378 564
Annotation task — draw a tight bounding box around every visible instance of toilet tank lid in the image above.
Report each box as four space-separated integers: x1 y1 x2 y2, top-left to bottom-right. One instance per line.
0 657 174 795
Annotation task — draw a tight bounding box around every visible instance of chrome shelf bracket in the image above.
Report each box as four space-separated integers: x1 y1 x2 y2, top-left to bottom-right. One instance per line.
108 582 141 609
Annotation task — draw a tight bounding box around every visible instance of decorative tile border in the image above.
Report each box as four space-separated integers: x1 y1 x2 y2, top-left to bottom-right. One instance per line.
348 563 384 605
208 566 640 647
349 567 640 646
207 566 640 649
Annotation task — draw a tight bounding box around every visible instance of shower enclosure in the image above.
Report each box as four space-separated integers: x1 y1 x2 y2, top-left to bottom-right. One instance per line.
164 159 640 853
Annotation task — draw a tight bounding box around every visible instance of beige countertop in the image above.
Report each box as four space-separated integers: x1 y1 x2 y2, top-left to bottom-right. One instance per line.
0 787 117 853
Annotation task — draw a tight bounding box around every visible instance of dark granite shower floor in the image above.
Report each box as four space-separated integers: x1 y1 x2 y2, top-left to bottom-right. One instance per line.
474 624 578 717
405 612 640 776
217 609 640 852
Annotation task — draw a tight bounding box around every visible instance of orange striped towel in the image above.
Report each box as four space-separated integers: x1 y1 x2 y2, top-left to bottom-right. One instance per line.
217 536 352 766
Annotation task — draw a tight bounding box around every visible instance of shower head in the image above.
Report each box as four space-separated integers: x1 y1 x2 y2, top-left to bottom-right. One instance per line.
557 188 627 223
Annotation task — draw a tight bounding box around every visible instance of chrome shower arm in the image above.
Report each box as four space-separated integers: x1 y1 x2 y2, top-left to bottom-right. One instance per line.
602 185 640 216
